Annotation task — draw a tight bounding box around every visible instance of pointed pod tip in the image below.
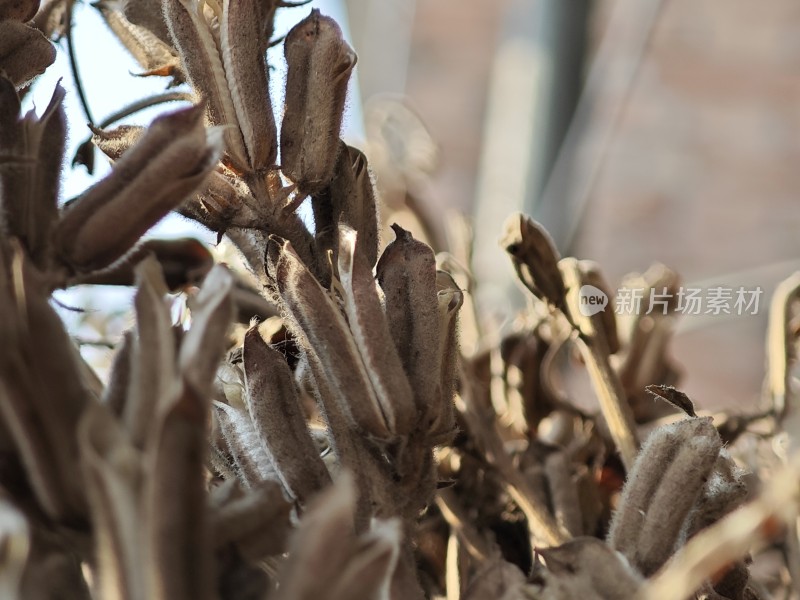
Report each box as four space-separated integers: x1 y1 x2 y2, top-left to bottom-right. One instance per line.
389 223 412 241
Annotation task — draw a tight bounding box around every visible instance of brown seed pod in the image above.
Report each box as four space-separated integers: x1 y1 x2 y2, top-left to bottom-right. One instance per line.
501 212 567 313
313 141 379 273
220 0 277 171
281 9 356 194
376 224 441 431
242 325 331 503
55 104 222 272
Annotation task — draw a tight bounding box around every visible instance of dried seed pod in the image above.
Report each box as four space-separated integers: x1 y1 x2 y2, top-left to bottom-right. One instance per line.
578 260 620 354
95 1 180 78
0 77 65 267
162 0 249 170
124 257 176 448
0 246 89 522
267 236 393 443
78 402 144 600
277 473 358 599
91 124 145 161
0 0 40 21
500 213 567 312
179 264 234 394
429 269 463 442
209 480 292 560
242 325 331 503
56 104 223 272
337 226 416 439
143 379 214 600
122 0 173 47
76 237 214 291
102 331 134 417
537 537 643 600
607 417 722 576
544 451 583 537
221 0 277 171
313 142 379 272
281 9 356 193
0 20 56 89
376 224 441 429
212 401 276 487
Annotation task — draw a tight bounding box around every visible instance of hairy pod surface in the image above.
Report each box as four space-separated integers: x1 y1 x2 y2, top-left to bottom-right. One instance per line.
376 224 442 431
56 105 222 272
281 9 356 193
501 212 567 312
267 236 393 442
242 325 331 503
221 0 277 171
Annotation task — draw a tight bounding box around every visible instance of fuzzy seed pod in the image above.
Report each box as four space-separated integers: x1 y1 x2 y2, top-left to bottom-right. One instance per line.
501 213 567 313
376 224 442 430
0 20 56 89
0 0 40 22
0 77 65 267
221 0 277 171
281 9 356 194
55 104 223 272
608 417 722 576
242 325 331 503
313 141 379 273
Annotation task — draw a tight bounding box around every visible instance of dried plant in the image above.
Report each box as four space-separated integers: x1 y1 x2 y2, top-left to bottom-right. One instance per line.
1 2 800 600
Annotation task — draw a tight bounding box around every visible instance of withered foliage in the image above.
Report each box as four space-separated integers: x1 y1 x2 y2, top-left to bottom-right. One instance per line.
0 2 799 600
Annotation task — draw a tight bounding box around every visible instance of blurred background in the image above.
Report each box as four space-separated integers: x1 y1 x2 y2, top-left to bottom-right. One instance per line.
30 0 800 412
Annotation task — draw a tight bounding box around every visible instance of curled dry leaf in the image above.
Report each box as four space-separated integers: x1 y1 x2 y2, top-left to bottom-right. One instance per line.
94 1 181 79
